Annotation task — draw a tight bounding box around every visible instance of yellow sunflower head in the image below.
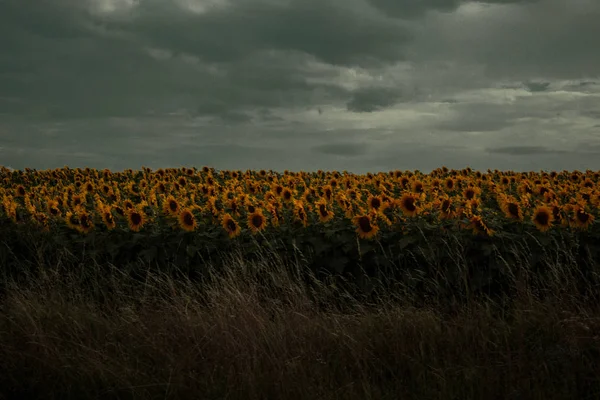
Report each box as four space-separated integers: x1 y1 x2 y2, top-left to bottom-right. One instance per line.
352 214 379 240
178 208 197 232
572 206 595 230
127 208 146 232
163 195 180 216
501 198 523 221
221 213 242 239
76 210 94 234
532 205 554 232
398 193 419 217
101 207 116 230
247 209 267 234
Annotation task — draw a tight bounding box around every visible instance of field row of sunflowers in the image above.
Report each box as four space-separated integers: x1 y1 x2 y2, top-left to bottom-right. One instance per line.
1 166 598 240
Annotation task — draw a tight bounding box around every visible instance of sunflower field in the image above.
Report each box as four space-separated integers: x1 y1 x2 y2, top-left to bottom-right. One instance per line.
1 165 599 299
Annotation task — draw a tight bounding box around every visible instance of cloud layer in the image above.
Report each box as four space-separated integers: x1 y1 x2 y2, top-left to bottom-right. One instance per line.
0 0 599 172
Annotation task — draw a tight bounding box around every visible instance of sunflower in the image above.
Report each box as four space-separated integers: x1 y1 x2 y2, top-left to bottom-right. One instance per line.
101 207 116 230
15 185 26 197
399 176 410 189
163 195 180 216
33 212 49 230
76 210 94 234
199 184 210 196
127 208 146 232
346 189 359 201
315 198 334 223
65 211 80 231
500 197 523 221
266 203 281 228
549 203 563 225
467 215 493 236
367 194 386 214
178 208 197 232
247 209 267 234
463 186 481 200
47 200 61 217
126 181 140 196
264 191 277 203
108 192 118 203
412 180 425 193
581 178 595 189
123 199 135 210
71 194 84 208
352 214 379 240
532 205 554 232
437 197 454 220
226 197 241 215
322 185 333 202
113 205 125 217
207 196 223 215
572 206 595 230
158 181 170 194
376 211 393 227
294 202 309 227
398 193 419 217
570 172 580 183
444 178 455 191
518 182 533 195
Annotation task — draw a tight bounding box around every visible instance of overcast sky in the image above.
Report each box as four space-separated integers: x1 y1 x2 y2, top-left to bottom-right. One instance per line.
1 0 599 173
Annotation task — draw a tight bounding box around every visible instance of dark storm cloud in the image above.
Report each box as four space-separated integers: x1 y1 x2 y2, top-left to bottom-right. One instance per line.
579 110 600 119
437 114 515 132
346 87 403 113
0 0 413 121
312 143 368 156
217 110 254 124
524 81 550 92
485 146 568 156
436 102 518 132
115 0 412 67
436 89 600 135
411 0 600 80
576 143 600 154
1 0 599 173
365 0 539 19
365 0 461 18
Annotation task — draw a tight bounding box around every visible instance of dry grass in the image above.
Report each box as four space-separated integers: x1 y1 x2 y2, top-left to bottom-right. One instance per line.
1 248 600 400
